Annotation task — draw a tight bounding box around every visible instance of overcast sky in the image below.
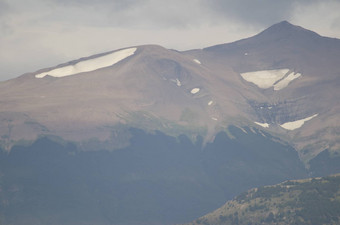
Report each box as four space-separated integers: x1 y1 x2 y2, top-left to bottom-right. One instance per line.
1 0 340 81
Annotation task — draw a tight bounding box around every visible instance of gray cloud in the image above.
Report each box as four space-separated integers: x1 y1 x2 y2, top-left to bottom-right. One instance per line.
0 1 12 35
48 0 212 29
0 0 334 29
50 0 139 12
0 0 10 15
43 0 315 28
205 0 312 26
51 0 137 6
0 0 315 32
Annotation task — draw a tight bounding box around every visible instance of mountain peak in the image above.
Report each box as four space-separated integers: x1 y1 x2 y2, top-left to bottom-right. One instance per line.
258 20 320 39
203 21 323 52
266 20 304 31
273 20 294 27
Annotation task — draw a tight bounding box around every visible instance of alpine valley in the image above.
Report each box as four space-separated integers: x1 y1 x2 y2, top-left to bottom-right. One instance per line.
0 21 339 225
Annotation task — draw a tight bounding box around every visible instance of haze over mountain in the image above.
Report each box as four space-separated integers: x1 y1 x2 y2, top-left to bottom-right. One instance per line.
0 21 339 224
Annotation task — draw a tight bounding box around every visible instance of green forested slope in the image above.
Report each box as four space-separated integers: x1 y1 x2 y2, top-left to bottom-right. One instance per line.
187 174 340 225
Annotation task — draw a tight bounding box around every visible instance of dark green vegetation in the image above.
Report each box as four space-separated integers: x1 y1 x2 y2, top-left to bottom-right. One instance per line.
188 174 340 225
309 150 340 177
0 126 307 225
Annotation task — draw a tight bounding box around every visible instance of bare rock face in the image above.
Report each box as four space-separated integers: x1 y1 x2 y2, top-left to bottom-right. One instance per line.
0 21 339 164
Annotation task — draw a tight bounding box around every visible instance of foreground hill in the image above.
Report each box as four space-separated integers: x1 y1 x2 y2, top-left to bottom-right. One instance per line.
186 174 340 225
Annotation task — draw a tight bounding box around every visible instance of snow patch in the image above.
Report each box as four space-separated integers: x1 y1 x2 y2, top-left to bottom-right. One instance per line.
208 101 213 106
250 127 257 133
191 88 200 94
274 72 301 90
244 53 248 56
176 78 181 87
254 122 269 128
240 69 289 89
280 114 318 130
259 130 266 137
193 59 201 64
211 117 218 121
170 78 181 86
35 47 137 78
240 127 248 134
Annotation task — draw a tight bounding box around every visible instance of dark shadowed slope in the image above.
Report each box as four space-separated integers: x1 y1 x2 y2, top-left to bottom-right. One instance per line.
0 127 307 225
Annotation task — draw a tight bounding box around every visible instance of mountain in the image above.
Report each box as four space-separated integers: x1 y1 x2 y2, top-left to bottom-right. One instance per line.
0 21 339 224
1 21 339 164
185 173 340 225
184 21 340 164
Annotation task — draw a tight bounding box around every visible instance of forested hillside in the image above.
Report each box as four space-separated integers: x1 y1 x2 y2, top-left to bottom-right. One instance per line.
187 174 340 225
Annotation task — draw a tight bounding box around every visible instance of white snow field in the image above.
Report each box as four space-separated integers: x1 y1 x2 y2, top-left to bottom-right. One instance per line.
193 59 201 64
254 122 269 128
191 88 200 94
35 48 137 78
208 101 213 106
280 114 318 130
274 72 301 90
240 69 289 89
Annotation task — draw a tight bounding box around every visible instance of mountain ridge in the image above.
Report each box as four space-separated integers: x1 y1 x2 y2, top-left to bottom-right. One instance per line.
0 21 339 165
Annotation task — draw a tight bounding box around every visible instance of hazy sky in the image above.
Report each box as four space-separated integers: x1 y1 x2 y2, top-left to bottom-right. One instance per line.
1 0 340 81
